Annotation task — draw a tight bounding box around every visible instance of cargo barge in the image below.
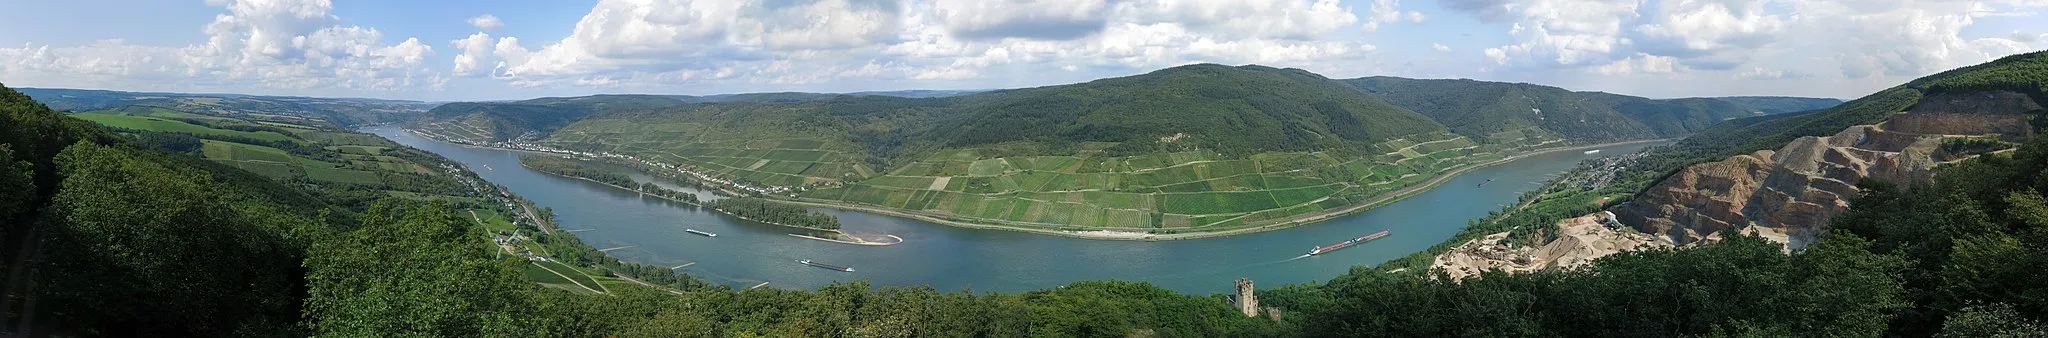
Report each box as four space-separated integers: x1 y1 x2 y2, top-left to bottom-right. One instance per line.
798 259 854 272
1306 230 1391 256
686 229 717 237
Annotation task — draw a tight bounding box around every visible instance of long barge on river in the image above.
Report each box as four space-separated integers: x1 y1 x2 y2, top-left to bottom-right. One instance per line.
1306 230 1391 256
798 259 854 272
686 229 717 237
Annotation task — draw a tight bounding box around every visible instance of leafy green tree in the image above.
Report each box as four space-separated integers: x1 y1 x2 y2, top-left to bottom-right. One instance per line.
1938 303 2048 338
0 145 31 222
302 200 533 336
35 141 305 336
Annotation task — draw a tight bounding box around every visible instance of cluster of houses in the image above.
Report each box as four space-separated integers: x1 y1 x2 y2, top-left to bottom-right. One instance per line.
435 161 552 262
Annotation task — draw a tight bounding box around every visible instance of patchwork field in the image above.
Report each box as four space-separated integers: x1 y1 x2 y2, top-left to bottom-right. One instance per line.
541 118 875 187
75 110 434 187
802 129 1569 232
73 114 297 143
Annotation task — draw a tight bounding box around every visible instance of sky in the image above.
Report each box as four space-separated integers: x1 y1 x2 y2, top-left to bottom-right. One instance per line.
1 0 2045 102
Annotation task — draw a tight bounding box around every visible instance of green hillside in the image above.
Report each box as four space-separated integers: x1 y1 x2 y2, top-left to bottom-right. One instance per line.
528 65 1576 233
1712 96 1846 114
943 64 1446 154
1343 76 1824 141
409 94 689 142
18 87 433 127
12 50 2048 335
1578 93 1763 136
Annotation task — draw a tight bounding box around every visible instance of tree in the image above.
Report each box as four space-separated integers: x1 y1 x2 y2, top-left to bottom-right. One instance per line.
35 141 305 336
0 145 31 222
303 200 534 336
1938 303 2048 338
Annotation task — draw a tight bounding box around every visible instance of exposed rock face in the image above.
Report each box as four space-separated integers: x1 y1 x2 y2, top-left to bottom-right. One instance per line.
1431 214 1673 280
1617 90 2040 247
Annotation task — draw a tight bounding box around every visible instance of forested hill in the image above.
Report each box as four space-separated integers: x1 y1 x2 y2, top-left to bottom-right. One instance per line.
1709 96 1846 114
938 64 1445 153
419 63 1450 156
1343 76 1839 141
414 94 692 142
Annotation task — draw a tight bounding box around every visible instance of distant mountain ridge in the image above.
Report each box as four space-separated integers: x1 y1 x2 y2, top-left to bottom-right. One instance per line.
16 87 436 127
1343 76 1842 142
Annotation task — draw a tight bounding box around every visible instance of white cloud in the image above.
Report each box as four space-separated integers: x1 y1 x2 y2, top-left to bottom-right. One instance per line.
468 14 504 31
451 32 493 76
931 0 1110 40
0 0 440 92
1362 0 1413 32
1453 0 2048 83
1432 43 1451 52
481 0 1375 88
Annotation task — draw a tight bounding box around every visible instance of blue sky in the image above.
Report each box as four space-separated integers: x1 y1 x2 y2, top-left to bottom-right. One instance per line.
1 0 2044 101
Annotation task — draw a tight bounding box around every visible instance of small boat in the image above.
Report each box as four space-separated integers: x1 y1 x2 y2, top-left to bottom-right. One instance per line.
1307 230 1391 256
1583 149 1601 154
1478 178 1495 187
798 259 854 272
686 229 717 237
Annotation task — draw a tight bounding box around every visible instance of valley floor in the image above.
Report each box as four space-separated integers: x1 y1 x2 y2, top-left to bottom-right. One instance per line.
779 139 1672 240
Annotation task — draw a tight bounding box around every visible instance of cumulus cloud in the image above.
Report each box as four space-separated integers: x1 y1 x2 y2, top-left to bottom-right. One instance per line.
1456 0 2048 82
468 14 503 31
0 0 440 92
482 0 1374 88
931 0 1110 40
1432 43 1451 52
1734 66 1812 80
451 32 493 76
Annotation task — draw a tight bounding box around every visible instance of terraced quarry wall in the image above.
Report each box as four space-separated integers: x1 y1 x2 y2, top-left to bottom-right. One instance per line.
1617 90 2042 246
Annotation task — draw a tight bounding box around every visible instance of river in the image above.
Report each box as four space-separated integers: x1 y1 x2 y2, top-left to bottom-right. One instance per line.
366 126 1666 294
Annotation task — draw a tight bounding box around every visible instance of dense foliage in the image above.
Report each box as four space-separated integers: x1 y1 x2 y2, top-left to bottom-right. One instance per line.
1713 96 1849 114
703 197 842 230
1344 76 1820 142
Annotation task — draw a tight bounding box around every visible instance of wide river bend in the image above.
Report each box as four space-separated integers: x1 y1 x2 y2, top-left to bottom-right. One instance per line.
367 126 1665 293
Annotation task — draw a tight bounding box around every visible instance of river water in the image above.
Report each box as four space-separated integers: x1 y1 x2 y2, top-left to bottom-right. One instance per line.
366 126 1665 294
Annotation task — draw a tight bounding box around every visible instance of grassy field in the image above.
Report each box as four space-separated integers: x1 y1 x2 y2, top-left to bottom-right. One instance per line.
74 114 297 143
532 260 606 293
802 129 1570 231
80 110 438 190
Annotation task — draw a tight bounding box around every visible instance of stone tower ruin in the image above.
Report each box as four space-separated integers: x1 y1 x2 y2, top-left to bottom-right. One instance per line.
1234 278 1258 317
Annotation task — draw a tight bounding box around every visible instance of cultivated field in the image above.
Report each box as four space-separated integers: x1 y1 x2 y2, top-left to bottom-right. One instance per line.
541 118 875 187
801 128 1569 232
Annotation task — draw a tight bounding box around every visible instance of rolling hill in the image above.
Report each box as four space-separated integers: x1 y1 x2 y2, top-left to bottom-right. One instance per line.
406 64 1847 236
1343 77 1839 141
425 64 1574 234
17 87 435 127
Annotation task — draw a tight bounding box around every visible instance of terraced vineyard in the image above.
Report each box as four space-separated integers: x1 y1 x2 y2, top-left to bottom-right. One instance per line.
800 129 1565 231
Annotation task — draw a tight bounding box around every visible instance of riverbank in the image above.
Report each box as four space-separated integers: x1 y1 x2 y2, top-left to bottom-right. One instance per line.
774 139 1673 241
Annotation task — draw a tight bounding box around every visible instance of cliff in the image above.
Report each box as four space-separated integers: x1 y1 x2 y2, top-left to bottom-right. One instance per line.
1616 90 2042 247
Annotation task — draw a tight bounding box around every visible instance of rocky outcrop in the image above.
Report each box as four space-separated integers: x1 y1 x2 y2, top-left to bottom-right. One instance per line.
1432 214 1672 280
1617 90 2040 247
